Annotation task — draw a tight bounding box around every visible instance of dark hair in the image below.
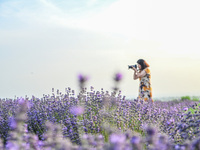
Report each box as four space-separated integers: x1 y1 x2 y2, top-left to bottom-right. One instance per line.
137 59 149 70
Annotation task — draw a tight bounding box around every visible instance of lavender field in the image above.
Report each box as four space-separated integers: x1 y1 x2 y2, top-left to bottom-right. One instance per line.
0 75 200 150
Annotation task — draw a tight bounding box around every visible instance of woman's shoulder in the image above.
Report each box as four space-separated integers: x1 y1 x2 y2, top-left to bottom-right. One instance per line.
144 67 150 74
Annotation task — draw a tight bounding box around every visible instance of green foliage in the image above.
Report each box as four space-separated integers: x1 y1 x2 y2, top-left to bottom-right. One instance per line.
181 96 191 100
187 103 200 114
181 96 199 101
191 96 199 101
101 128 109 142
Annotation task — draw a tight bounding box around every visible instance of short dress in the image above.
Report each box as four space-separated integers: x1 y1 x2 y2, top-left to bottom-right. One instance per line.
138 67 153 101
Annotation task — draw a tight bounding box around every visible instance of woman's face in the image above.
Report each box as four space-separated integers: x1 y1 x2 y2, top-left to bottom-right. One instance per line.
137 64 142 70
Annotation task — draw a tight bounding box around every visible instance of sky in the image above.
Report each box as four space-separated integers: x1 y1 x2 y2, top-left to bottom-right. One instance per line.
1 0 200 100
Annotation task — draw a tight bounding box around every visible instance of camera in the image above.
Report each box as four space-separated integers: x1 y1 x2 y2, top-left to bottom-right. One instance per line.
128 64 137 69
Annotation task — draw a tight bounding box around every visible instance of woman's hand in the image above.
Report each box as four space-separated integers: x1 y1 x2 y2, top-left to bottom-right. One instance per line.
132 67 137 72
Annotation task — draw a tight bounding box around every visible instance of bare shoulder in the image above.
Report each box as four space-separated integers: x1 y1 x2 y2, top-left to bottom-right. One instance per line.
140 69 147 77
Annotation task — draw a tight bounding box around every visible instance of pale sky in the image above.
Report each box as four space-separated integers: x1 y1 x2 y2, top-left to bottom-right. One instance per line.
1 0 200 99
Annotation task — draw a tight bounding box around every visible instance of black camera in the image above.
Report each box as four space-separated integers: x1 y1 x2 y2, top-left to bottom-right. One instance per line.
128 64 137 69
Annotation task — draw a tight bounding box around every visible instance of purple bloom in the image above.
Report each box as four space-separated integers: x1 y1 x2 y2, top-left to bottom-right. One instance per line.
110 133 126 144
6 142 20 150
18 97 25 104
98 134 103 140
183 107 188 111
114 73 123 82
10 118 17 129
131 136 141 144
78 74 88 83
146 127 156 136
82 134 88 139
70 106 84 115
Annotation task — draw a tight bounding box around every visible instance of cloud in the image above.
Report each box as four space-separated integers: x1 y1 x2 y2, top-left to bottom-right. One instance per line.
38 0 60 11
35 0 137 38
1 0 200 55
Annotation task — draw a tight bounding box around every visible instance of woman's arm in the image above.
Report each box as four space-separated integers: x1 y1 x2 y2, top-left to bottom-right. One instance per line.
132 67 138 80
133 69 146 80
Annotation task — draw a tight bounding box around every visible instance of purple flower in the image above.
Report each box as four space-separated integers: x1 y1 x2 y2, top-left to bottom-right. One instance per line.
70 106 84 115
131 136 141 144
146 127 156 136
78 74 88 83
98 134 103 140
6 142 20 150
183 107 188 111
10 117 17 129
110 133 126 144
18 97 25 104
114 73 123 82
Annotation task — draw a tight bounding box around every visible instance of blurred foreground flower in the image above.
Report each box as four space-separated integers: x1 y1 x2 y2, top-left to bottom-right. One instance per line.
113 72 123 92
78 74 88 83
70 106 84 116
110 133 126 144
131 136 142 150
114 73 123 82
78 74 89 91
183 107 188 111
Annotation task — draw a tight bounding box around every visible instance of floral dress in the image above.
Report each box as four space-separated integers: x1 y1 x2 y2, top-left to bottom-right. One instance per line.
138 67 153 101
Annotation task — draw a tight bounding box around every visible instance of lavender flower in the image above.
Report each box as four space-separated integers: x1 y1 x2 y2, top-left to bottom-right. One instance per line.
114 72 123 82
78 74 89 91
110 133 126 144
113 72 123 92
78 74 88 84
70 106 84 116
0 83 199 149
183 107 188 111
131 136 142 150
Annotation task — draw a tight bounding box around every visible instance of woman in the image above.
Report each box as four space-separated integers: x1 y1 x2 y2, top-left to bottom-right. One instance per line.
132 59 153 102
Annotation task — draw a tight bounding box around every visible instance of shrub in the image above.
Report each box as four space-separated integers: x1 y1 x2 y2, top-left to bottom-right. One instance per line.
181 96 191 101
